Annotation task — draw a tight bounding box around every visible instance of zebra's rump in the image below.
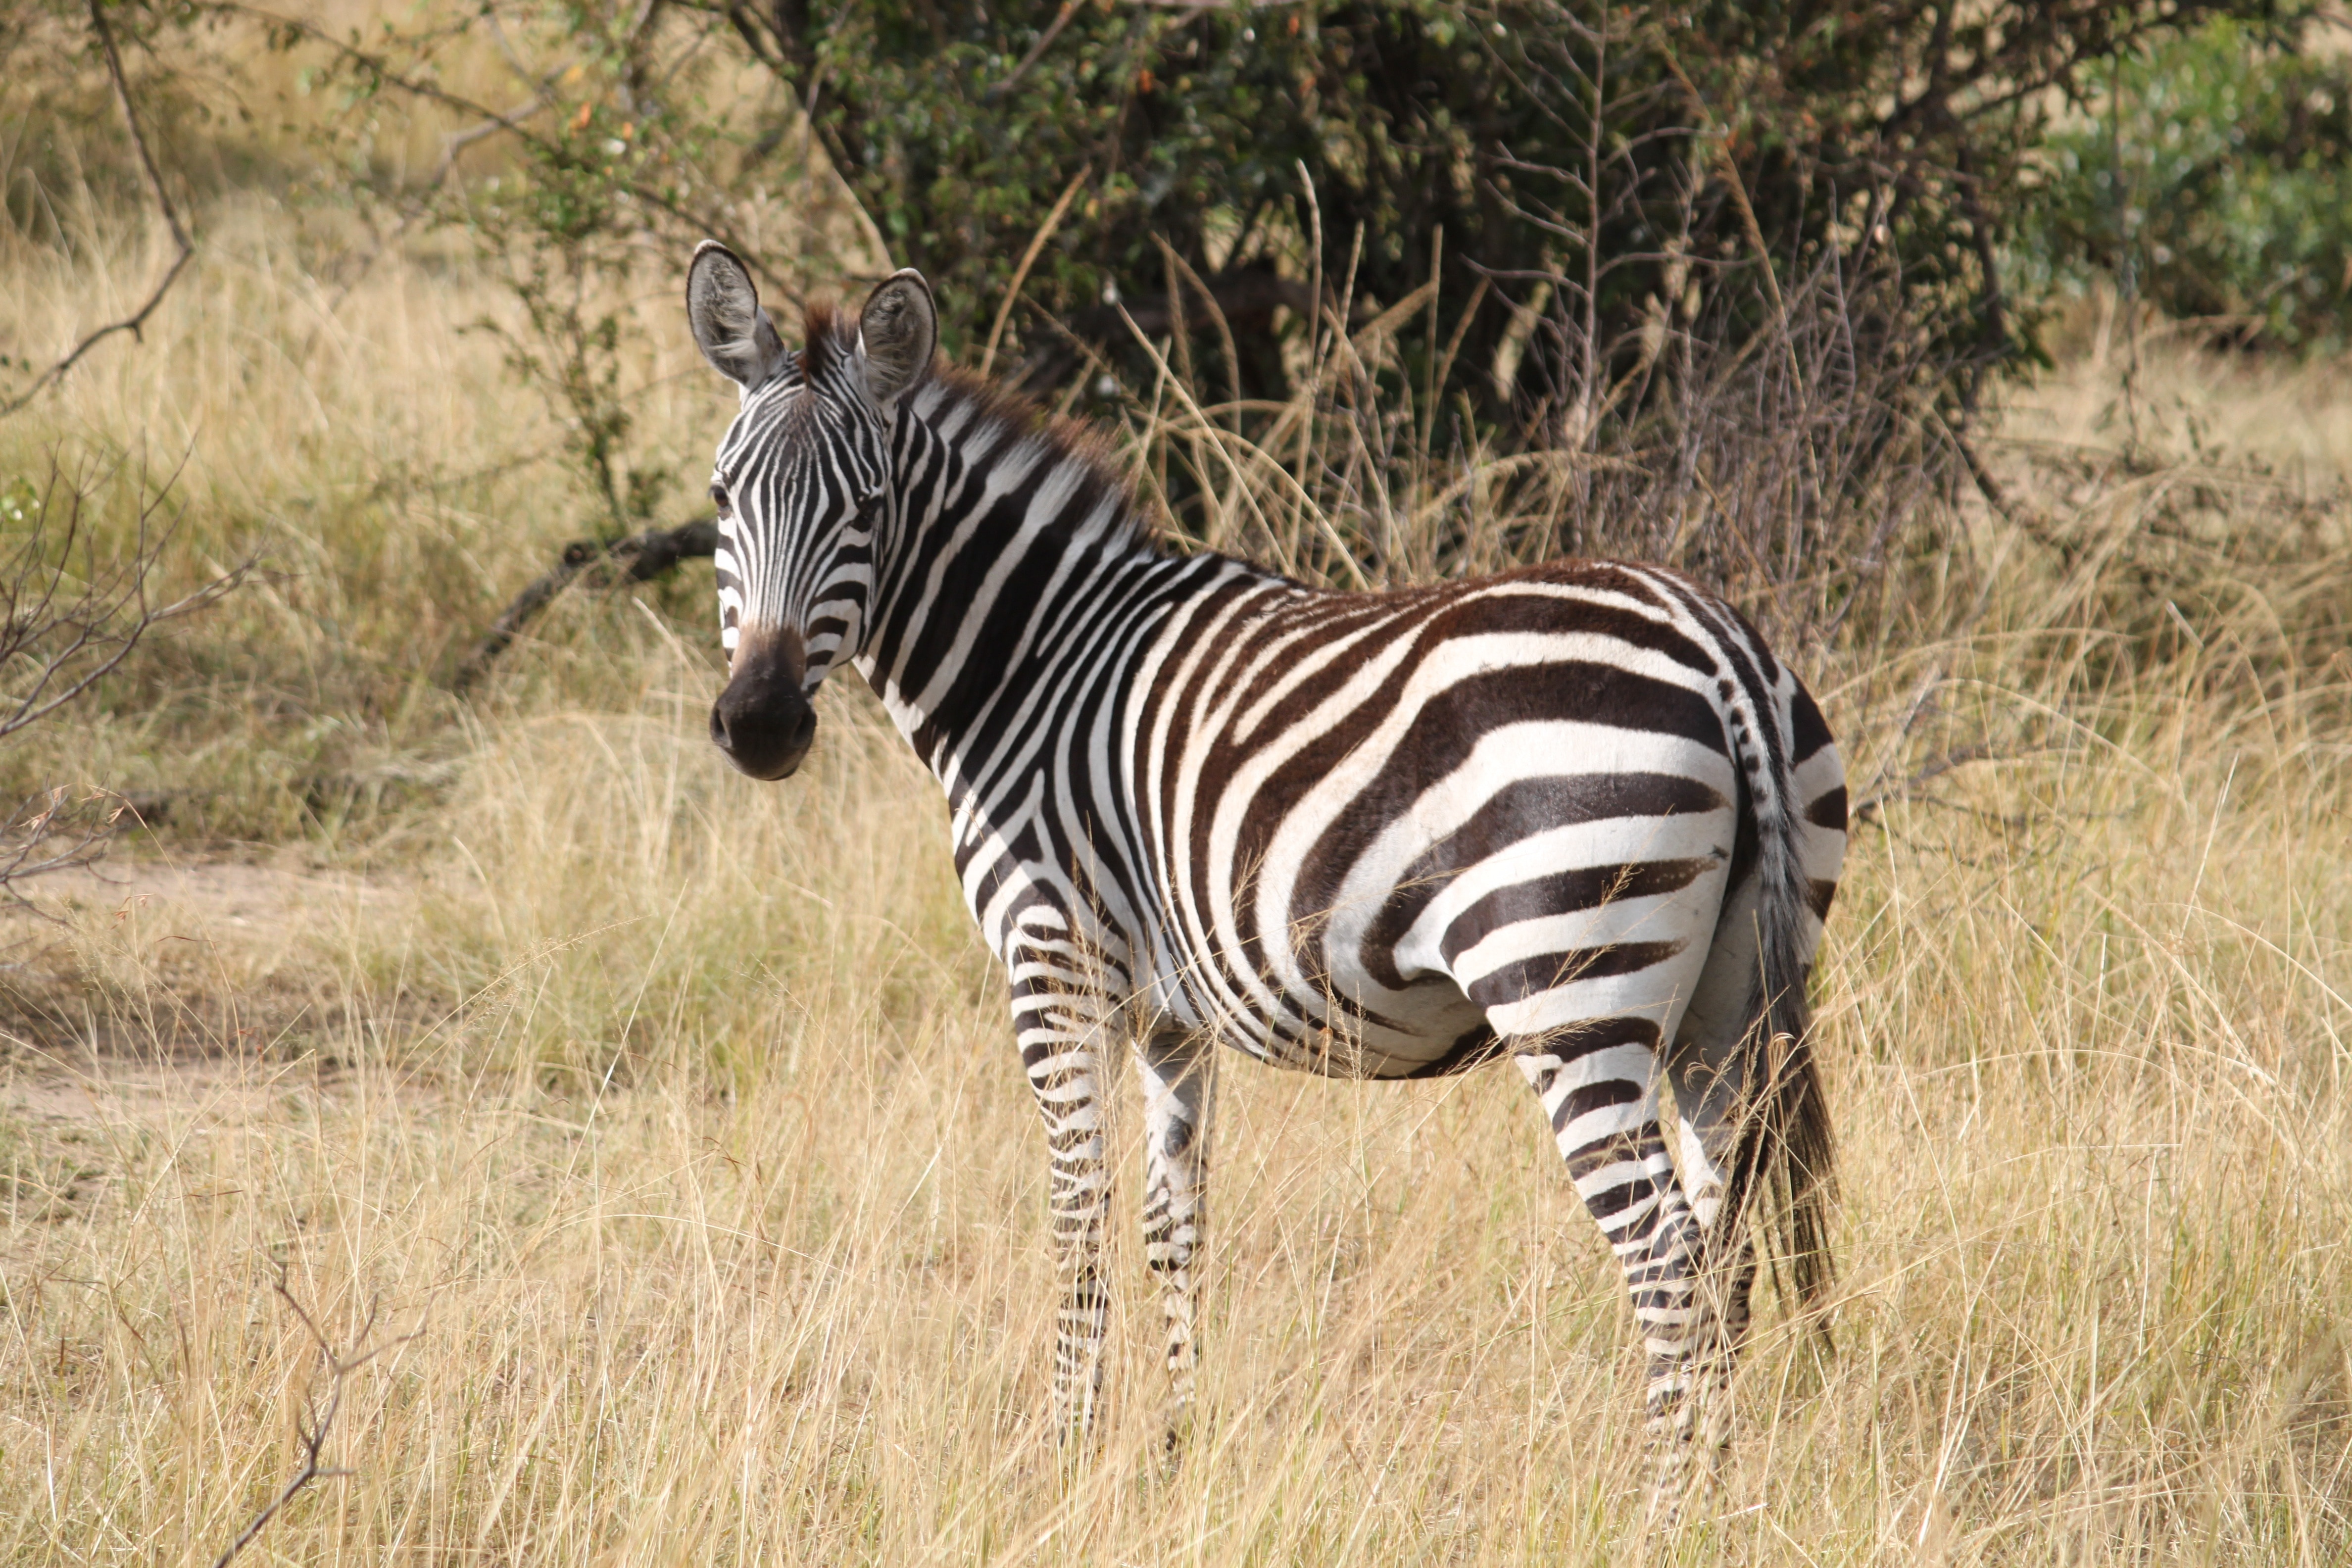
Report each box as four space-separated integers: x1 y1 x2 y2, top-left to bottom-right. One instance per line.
1128 559 1836 1071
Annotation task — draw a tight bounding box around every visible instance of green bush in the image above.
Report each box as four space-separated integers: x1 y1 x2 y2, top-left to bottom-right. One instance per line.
239 0 2311 427
2018 16 2352 349
736 0 2302 412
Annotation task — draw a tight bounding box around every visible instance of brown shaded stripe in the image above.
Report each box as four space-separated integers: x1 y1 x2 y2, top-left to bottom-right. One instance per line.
1357 774 1728 989
1436 858 1714 970
1462 939 1687 1008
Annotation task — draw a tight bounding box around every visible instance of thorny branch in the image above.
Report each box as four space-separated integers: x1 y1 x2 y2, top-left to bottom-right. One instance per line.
211 1265 419 1568
0 460 249 901
0 0 197 420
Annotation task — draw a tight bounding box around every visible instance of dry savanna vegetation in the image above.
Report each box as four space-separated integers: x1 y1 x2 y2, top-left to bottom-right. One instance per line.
2 7 2351 1564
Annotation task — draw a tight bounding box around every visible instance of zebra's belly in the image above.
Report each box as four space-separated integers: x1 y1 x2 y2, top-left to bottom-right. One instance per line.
1184 964 1497 1079
1329 970 1500 1078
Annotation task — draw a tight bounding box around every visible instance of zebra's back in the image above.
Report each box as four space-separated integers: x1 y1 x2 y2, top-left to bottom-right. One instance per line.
1124 558 1846 1079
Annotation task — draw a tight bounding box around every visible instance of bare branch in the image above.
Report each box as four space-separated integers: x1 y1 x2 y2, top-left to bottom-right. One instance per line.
0 788 132 916
221 3 782 294
327 93 555 311
0 460 251 748
0 457 249 905
210 1265 419 1568
0 0 197 420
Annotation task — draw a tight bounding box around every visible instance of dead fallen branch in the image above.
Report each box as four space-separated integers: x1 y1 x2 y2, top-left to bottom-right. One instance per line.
455 516 718 690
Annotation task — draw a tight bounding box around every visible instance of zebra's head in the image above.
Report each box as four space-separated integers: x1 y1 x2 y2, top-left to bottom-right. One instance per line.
685 242 936 780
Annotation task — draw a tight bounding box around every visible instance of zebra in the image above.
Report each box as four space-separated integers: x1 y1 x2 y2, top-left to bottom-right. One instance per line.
684 243 1847 1510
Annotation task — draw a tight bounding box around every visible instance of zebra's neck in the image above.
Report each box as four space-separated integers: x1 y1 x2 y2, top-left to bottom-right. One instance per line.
852 371 1272 804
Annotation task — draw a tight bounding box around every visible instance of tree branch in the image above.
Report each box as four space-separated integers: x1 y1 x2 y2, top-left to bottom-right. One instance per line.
0 788 128 915
985 1 1078 102
326 93 554 311
0 0 196 420
223 3 784 294
211 1266 418 1568
0 460 251 747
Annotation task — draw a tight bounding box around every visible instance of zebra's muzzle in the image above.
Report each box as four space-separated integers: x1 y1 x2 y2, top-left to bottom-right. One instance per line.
711 632 816 780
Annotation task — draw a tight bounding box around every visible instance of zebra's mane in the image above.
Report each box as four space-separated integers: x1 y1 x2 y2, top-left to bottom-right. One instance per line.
799 302 845 383
935 365 1156 547
798 303 1156 557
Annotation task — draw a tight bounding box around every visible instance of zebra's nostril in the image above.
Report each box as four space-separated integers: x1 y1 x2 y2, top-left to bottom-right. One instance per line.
709 682 815 780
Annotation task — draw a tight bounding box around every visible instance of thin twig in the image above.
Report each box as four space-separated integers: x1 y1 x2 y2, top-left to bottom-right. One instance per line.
0 462 249 744
328 94 554 312
211 1265 419 1568
985 1 1078 101
0 789 129 915
980 170 1091 380
1850 743 2003 826
1658 45 1804 400
0 0 196 419
221 4 778 293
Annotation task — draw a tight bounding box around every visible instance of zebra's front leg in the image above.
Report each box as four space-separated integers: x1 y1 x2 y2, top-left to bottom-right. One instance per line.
1514 1022 1720 1527
1010 961 1116 1437
1134 1027 1212 1443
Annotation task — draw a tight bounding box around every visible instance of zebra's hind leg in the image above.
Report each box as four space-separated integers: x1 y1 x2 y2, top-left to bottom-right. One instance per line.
1133 1027 1212 1450
1666 865 1799 1475
1511 1017 1723 1528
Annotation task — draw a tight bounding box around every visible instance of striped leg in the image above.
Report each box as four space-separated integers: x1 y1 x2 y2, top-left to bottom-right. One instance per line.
1512 1019 1720 1523
1009 951 1115 1435
1134 1028 1212 1439
1667 877 1771 1463
1667 805 1844 1470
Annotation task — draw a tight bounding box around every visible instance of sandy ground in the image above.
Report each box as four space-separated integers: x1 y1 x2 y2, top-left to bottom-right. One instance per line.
0 852 414 1065
1 854 397 946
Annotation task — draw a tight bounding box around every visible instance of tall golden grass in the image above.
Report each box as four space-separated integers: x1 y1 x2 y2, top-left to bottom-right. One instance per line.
4 36 2352 1563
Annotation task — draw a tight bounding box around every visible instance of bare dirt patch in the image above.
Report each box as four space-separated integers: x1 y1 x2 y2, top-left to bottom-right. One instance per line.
0 1047 440 1242
0 853 420 1059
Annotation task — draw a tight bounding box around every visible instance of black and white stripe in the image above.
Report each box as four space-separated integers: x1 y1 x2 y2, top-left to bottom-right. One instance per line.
686 249 1847 1507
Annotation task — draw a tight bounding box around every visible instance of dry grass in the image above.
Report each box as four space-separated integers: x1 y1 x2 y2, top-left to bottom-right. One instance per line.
8 594 2350 1564
4 31 2352 1563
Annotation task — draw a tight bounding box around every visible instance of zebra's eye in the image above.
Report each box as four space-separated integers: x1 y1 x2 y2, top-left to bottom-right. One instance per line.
710 481 732 520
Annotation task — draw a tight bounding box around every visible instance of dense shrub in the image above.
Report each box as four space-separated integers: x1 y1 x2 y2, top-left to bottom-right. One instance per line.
178 0 2306 418
8 0 2328 607
704 2 2310 413
2016 15 2352 349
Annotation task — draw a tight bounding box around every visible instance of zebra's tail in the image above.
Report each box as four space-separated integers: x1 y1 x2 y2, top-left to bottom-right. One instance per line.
1736 686 1839 1320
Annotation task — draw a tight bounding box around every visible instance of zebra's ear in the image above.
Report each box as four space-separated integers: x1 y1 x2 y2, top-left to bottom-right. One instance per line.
687 242 787 389
856 268 937 409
